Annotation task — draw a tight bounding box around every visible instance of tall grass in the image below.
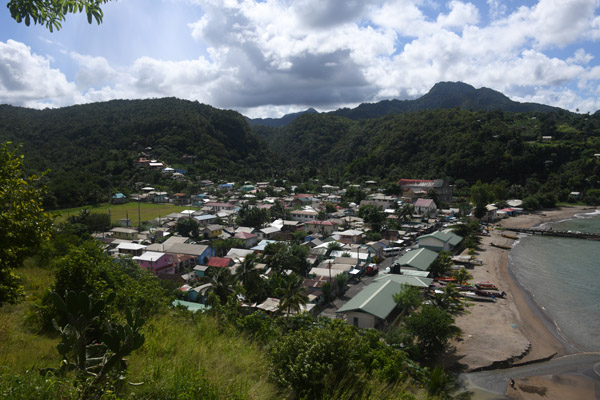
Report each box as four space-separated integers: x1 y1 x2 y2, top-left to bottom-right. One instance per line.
126 311 286 399
0 265 58 373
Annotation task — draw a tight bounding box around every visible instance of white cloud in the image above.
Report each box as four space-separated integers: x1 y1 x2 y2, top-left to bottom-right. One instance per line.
0 40 81 107
3 0 600 114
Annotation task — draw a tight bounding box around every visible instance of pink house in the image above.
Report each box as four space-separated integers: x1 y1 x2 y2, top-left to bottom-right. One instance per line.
133 251 175 275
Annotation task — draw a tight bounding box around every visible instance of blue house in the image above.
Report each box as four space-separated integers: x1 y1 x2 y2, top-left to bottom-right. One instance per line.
112 193 127 204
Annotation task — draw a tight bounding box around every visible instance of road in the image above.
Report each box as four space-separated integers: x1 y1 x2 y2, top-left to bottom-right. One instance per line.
462 352 600 395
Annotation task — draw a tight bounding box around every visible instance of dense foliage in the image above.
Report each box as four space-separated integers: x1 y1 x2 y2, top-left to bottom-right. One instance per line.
0 99 278 209
0 143 53 305
258 108 600 205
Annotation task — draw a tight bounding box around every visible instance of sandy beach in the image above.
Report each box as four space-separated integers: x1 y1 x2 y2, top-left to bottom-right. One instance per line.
449 206 599 398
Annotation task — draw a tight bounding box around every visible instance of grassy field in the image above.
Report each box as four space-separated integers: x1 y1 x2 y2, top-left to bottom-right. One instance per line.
0 266 286 399
51 202 192 225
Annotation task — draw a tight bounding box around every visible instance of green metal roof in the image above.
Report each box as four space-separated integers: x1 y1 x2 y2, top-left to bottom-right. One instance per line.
395 248 439 271
418 230 463 247
337 275 433 320
337 279 403 320
374 274 433 287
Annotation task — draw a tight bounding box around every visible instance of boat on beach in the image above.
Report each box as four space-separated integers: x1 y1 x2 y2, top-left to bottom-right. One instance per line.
460 291 497 302
491 242 511 250
475 281 499 290
501 233 519 240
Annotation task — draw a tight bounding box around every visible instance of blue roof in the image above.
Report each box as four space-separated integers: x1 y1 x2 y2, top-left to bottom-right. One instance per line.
112 193 126 199
172 299 211 313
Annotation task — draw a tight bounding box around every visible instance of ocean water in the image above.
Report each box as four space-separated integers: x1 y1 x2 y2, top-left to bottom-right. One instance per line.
508 210 600 352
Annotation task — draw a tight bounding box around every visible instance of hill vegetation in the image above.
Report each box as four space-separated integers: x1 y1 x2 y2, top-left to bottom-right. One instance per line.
0 98 278 209
1 84 600 211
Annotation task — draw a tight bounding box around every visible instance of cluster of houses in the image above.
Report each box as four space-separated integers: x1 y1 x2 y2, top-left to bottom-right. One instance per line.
99 177 525 330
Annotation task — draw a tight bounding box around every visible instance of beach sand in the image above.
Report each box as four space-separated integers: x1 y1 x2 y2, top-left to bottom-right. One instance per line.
448 206 598 398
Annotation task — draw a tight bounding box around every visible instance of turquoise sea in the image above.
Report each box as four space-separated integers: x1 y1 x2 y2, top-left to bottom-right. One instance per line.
508 209 600 352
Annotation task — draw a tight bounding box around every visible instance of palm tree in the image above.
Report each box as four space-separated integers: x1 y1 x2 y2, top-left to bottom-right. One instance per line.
325 241 343 258
278 273 308 317
235 255 264 302
451 268 472 286
206 267 235 305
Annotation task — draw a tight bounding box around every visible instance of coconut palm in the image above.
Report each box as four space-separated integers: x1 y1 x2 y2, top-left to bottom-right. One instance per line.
278 273 308 317
206 267 236 305
235 254 265 302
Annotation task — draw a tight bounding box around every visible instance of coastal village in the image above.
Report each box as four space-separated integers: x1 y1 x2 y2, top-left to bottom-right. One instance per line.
95 154 528 335
52 153 600 399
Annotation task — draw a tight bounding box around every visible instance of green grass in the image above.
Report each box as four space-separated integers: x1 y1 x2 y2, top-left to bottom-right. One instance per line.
0 265 59 373
51 202 191 224
127 312 286 399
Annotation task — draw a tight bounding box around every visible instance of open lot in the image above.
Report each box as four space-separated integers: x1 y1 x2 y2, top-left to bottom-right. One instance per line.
51 202 191 225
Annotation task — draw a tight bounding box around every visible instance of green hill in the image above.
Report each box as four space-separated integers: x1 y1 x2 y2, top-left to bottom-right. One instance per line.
0 98 279 208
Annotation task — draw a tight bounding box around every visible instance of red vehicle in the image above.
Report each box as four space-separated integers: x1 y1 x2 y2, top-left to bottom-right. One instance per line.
365 264 379 276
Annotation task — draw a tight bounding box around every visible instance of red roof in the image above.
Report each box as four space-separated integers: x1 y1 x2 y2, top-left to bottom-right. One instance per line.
397 179 434 186
206 257 232 268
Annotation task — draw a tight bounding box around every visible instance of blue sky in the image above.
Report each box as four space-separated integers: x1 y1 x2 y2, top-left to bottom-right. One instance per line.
1 0 600 117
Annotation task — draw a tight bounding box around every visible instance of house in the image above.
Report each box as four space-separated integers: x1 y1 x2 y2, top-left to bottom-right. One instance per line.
332 229 363 244
193 214 216 227
256 226 279 240
205 202 236 212
226 248 255 262
171 193 190 205
233 231 259 248
397 179 452 203
337 274 433 329
290 209 319 223
417 230 463 253
206 257 234 268
250 240 279 254
304 220 338 235
112 193 127 204
148 191 169 203
133 251 175 275
360 194 398 210
413 198 437 217
116 242 146 257
391 248 439 273
482 204 498 222
204 224 224 238
164 243 214 265
110 227 138 240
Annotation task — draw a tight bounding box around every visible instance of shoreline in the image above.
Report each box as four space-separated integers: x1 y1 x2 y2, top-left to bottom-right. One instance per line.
451 205 599 398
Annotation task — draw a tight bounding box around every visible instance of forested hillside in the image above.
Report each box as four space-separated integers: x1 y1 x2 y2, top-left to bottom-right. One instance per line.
0 99 278 208
2 95 600 209
255 108 600 203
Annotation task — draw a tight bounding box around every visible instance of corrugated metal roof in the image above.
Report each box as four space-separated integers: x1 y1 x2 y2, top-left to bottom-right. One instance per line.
396 248 438 271
337 279 401 320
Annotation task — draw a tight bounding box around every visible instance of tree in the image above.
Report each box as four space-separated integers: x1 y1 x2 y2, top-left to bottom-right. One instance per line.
404 305 461 360
176 217 200 240
277 273 308 317
206 267 236 305
0 143 53 305
7 0 110 32
235 254 264 302
429 251 453 278
358 204 385 232
393 284 422 320
451 268 472 286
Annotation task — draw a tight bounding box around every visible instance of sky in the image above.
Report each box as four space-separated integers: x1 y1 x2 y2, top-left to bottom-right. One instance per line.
1 0 600 118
